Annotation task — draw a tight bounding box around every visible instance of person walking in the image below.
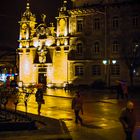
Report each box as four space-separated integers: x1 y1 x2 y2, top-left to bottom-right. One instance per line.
72 91 83 125
119 101 136 140
35 84 44 115
121 82 129 100
5 76 11 89
116 80 124 99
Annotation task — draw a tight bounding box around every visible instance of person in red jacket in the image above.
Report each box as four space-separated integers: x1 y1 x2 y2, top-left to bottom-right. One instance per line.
6 76 10 89
119 101 136 140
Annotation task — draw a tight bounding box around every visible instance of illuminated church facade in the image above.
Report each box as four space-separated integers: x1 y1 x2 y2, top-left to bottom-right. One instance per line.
17 0 140 88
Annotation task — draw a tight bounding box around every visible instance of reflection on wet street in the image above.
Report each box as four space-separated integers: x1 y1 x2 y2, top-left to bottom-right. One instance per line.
8 88 140 140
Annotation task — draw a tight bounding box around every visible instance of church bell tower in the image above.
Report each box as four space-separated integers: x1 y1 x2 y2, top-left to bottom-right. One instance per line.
17 1 37 85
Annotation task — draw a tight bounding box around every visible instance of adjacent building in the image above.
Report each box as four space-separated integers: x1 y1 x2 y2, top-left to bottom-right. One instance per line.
17 0 140 88
0 47 16 82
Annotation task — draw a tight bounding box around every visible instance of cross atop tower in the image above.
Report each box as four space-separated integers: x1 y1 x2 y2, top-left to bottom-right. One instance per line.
26 0 30 10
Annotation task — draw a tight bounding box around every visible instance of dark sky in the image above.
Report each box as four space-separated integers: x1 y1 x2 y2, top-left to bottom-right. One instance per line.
0 0 72 50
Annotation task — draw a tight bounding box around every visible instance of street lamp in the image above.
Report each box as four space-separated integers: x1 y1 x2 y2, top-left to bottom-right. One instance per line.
102 59 116 88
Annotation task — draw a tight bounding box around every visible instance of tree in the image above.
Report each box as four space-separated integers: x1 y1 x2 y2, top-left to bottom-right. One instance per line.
121 43 140 88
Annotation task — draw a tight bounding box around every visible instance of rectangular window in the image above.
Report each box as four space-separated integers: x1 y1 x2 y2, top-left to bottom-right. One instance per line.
75 65 84 76
77 20 83 32
76 43 83 54
111 65 120 76
93 42 100 53
94 18 100 30
112 17 119 29
112 41 119 53
92 65 101 75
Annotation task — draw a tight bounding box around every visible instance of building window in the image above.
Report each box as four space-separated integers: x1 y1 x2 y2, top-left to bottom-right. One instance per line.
77 20 83 32
76 43 83 54
112 16 119 29
132 16 138 28
75 65 84 76
93 42 100 53
92 65 101 75
94 18 100 30
111 65 120 76
112 40 119 53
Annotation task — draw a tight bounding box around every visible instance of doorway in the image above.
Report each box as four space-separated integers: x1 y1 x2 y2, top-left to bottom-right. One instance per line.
38 73 46 86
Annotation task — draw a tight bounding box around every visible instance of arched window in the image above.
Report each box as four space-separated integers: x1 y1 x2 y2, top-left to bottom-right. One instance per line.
93 41 100 53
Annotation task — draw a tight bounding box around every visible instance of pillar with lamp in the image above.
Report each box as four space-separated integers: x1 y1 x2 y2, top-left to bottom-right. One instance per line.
102 59 117 88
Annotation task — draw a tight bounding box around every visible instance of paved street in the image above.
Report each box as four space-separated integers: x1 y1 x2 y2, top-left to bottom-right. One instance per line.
7 88 140 140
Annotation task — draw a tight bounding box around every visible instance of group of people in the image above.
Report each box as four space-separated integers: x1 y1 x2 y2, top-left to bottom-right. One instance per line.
71 91 136 140
5 76 18 90
34 84 136 140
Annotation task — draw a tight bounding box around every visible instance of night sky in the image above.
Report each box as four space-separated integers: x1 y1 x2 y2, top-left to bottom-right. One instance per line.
0 0 70 50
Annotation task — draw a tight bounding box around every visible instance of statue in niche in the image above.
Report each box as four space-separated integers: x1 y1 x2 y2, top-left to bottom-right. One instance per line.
41 14 46 24
59 19 66 36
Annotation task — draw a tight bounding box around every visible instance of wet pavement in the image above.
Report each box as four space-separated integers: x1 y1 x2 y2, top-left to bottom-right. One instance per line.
2 88 140 140
45 88 140 140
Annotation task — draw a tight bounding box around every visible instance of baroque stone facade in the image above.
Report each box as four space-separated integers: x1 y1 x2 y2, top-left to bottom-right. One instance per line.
17 0 140 88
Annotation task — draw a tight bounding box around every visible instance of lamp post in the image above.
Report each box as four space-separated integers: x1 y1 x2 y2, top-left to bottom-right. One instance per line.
64 46 69 90
103 59 116 88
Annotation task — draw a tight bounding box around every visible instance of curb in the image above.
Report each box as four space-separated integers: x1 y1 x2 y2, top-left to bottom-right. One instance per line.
0 109 72 140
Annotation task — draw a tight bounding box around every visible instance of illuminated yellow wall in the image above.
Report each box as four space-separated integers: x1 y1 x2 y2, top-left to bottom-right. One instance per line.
52 47 68 86
46 65 54 84
19 48 37 85
18 47 69 87
69 17 76 34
